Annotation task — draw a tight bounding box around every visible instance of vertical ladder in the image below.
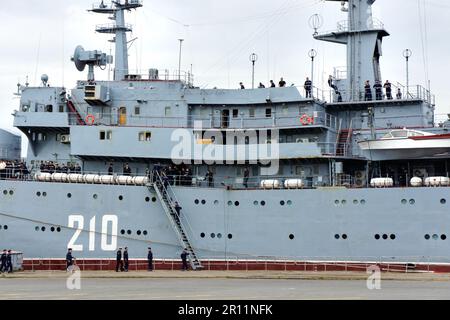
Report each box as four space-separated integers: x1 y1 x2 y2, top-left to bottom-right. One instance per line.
67 100 86 125
336 129 349 156
150 172 203 270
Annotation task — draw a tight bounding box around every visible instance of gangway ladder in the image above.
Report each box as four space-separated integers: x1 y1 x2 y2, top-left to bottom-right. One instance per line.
336 119 353 156
150 173 203 270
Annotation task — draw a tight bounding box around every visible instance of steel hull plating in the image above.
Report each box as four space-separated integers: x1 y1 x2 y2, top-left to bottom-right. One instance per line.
0 180 449 263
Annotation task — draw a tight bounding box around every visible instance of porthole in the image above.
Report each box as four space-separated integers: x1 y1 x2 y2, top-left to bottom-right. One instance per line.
143 231 148 236
287 200 292 206
200 233 205 238
42 192 47 197
201 200 206 205
120 229 125 235
374 234 380 240
280 200 285 206
441 234 447 240
409 199 415 205
145 197 150 202
36 192 41 197
289 234 295 240
360 199 366 205
9 190 13 196
152 197 157 202
234 201 240 206
2 225 7 231
254 201 259 206
127 230 132 235
353 200 358 205
67 193 72 198
51 227 55 232
401 199 407 205
119 195 124 201
335 234 340 239
211 233 216 238
214 200 219 205
137 230 142 235
432 234 439 240
341 200 347 205
227 201 233 206
441 199 446 205
93 194 98 199
2 190 7 195
41 226 46 232
228 234 233 239
194 199 199 205
217 233 222 239
334 200 340 205
261 201 266 206
390 234 396 240
342 234 348 240
57 227 61 232
425 234 430 240
35 226 39 232
382 234 388 240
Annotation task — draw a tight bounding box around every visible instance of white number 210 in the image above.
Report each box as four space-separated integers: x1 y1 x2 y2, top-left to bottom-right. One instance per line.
67 215 118 252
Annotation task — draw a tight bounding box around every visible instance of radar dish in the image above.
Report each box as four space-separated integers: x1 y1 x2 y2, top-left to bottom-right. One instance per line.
72 46 87 72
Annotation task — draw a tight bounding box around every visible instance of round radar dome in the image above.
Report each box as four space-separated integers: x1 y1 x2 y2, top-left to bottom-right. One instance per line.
41 74 49 84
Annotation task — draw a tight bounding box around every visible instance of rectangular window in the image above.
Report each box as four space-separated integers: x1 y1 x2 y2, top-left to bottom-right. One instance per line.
106 131 112 140
249 108 255 118
139 132 152 142
282 105 289 115
135 106 140 115
165 106 172 116
59 105 65 113
233 109 239 118
100 131 106 140
265 108 272 118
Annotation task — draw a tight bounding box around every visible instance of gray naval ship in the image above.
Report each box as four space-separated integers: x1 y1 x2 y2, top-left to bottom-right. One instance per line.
1 0 450 268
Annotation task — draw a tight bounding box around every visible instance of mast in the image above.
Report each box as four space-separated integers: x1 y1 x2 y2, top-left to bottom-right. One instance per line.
314 0 389 102
91 0 143 81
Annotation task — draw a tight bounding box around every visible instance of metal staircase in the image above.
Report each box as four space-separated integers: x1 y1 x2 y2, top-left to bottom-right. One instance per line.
149 172 203 270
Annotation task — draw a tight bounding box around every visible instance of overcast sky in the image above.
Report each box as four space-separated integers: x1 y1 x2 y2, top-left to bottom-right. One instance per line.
1 0 449 155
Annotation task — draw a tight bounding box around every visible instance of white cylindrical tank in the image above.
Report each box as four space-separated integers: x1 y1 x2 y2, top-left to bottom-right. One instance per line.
370 178 394 188
425 177 450 187
260 180 281 189
410 177 423 187
99 175 115 184
68 174 83 183
51 173 68 183
35 172 52 182
284 179 304 189
133 176 149 186
84 174 101 184
117 175 134 185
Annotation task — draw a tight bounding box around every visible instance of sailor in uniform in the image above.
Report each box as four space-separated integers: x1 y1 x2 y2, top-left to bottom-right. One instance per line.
116 248 123 272
0 249 7 272
123 247 129 272
6 250 12 273
181 249 189 271
304 77 312 98
147 247 153 271
66 248 73 270
364 80 372 101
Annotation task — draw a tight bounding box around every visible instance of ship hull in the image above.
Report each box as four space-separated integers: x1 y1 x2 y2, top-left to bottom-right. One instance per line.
0 180 449 263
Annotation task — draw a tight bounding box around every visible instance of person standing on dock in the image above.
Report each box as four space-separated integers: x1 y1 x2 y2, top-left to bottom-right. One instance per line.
0 249 7 273
123 247 129 272
181 249 189 271
66 248 73 270
116 247 123 272
6 250 12 273
147 247 153 271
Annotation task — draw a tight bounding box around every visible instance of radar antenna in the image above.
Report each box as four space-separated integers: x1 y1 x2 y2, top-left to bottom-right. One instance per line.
71 46 113 82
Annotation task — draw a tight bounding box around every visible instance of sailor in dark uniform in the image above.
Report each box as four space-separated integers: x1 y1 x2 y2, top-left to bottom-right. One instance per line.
123 247 129 272
364 80 372 101
0 249 7 272
181 249 189 271
66 248 73 269
6 250 12 273
384 80 392 100
147 247 153 271
374 80 383 100
116 248 123 272
304 77 312 98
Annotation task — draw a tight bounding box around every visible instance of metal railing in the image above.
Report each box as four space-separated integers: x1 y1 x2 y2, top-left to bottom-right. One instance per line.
114 69 194 86
95 23 133 32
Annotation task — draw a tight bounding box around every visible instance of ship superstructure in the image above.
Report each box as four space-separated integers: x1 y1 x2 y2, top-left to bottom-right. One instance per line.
2 0 450 265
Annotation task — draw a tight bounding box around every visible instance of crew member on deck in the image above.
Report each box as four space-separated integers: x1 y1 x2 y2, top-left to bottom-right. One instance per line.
364 80 372 101
384 80 392 100
279 77 286 87
205 169 214 187
123 247 129 272
258 82 265 88
116 248 123 272
243 167 250 189
374 80 383 100
304 77 312 98
108 163 114 175
147 247 153 271
174 202 182 222
396 88 402 99
270 80 276 88
181 249 189 271
239 82 245 89
123 163 132 176
66 248 73 270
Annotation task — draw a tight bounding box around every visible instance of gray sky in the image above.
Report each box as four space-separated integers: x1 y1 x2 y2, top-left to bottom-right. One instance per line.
1 0 449 155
